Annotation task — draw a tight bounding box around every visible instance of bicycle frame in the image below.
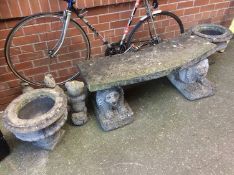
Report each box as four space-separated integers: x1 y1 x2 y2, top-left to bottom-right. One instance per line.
81 0 158 46
50 0 158 57
50 10 72 57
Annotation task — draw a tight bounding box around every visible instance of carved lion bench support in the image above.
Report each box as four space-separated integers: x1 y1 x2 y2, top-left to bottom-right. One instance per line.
78 34 220 131
167 59 215 100
94 87 134 131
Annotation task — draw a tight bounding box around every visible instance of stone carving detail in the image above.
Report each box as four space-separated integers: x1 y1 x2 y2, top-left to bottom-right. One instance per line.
44 74 57 88
168 59 215 100
95 87 134 131
65 81 88 126
21 82 34 93
178 59 209 84
44 74 64 94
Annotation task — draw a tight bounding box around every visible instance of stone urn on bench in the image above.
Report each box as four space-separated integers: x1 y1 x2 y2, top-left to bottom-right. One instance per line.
191 24 233 52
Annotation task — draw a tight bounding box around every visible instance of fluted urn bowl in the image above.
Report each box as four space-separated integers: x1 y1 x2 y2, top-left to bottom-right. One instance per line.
192 24 233 43
3 88 67 145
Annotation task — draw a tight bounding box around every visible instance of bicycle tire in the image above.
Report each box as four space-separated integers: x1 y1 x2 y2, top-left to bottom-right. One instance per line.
127 11 184 49
5 12 91 86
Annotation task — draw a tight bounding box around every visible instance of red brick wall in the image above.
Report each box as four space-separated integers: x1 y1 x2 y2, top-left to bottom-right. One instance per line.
0 0 233 110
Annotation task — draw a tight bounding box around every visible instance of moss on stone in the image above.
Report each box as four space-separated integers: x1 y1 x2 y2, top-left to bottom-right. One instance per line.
78 34 216 92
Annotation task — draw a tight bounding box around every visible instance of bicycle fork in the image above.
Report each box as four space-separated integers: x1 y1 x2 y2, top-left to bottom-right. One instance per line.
49 10 72 58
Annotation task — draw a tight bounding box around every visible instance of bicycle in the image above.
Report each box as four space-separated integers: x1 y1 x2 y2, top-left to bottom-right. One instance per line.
5 0 184 86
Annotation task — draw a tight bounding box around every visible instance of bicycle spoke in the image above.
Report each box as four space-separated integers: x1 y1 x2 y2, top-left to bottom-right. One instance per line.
127 11 184 51
5 13 90 86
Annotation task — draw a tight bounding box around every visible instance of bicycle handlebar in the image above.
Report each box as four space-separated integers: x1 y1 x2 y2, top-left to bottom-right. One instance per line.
63 0 76 11
64 0 158 9
63 0 75 3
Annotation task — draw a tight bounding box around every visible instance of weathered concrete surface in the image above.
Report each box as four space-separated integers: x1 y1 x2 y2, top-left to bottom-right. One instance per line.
0 39 234 175
79 34 216 92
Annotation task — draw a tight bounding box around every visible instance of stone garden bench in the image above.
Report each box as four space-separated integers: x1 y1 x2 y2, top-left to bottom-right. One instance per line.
78 34 218 131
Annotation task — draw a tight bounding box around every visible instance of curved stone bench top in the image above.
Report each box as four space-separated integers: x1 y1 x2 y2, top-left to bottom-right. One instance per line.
78 34 217 92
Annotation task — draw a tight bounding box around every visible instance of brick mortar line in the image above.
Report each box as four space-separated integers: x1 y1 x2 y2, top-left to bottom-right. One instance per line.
27 0 33 15
47 0 52 12
0 1 136 20
5 1 13 18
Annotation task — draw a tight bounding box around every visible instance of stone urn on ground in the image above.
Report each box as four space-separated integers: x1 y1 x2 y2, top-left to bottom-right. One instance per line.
3 75 67 150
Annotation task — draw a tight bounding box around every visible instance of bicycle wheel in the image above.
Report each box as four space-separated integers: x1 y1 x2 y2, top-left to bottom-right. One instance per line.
5 12 90 86
127 11 184 49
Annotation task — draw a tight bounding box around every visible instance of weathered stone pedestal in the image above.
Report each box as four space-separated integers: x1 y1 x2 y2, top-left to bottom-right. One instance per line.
32 129 65 150
65 81 88 126
167 59 215 100
94 87 134 131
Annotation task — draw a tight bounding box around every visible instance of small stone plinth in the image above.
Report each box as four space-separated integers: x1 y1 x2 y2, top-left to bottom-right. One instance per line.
3 88 67 151
65 81 88 126
94 87 134 131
